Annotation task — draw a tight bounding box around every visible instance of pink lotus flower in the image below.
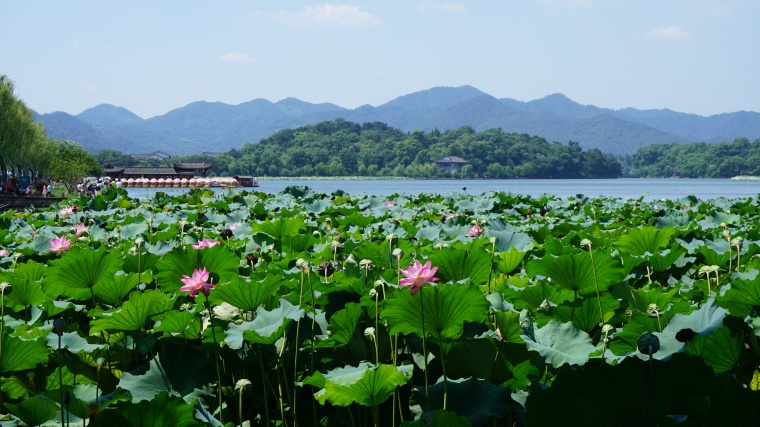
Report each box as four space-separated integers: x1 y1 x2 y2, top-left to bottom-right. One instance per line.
59 206 75 217
0 249 8 257
48 236 72 255
74 223 89 236
468 224 483 237
444 213 461 222
229 221 242 230
399 260 439 296
192 238 220 249
386 201 394 207
179 267 215 297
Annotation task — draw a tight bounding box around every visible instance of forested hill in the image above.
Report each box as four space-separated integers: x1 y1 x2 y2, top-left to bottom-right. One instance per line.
216 120 621 178
628 137 760 178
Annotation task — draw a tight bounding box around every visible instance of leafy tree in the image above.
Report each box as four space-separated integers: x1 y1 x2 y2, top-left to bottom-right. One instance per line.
49 144 103 195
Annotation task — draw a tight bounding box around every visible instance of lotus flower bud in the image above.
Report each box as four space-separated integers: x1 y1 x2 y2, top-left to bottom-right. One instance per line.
364 327 376 341
580 239 592 249
392 248 403 258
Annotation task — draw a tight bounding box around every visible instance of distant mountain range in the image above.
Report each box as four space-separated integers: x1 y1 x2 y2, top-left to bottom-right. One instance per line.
33 86 760 155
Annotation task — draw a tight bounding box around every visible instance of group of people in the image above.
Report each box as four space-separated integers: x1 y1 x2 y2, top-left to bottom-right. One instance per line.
1 175 54 197
77 177 114 198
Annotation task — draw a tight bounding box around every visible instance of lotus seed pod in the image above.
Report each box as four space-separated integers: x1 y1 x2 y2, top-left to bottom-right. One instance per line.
637 332 660 355
317 260 334 277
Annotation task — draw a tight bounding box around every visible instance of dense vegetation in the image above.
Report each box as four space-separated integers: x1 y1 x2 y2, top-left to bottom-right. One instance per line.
96 120 622 179
1 75 102 193
2 187 760 426
627 137 760 178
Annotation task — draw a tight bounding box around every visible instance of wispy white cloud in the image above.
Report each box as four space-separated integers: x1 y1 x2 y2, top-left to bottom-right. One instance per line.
645 25 694 40
219 52 255 62
537 0 593 9
418 1 466 13
271 4 380 28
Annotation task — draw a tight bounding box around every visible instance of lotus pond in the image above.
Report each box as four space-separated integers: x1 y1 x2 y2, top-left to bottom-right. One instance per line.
2 186 760 426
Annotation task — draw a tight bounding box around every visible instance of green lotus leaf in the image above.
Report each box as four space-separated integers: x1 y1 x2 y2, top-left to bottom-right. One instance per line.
250 216 306 251
488 230 534 252
118 345 215 403
615 225 675 257
496 246 527 275
12 259 46 282
46 330 104 354
208 275 282 311
282 185 314 199
1 375 32 400
416 376 514 426
493 310 524 344
649 246 691 272
122 251 161 274
521 319 598 368
315 302 362 348
5 278 48 311
93 272 139 306
43 246 123 300
226 299 305 348
1 335 50 373
4 395 58 427
684 326 742 373
155 245 239 293
699 240 731 266
153 309 202 339
523 353 715 426
551 293 620 333
613 283 679 314
382 284 489 339
446 337 540 389
304 198 333 214
716 276 760 318
100 391 204 427
428 246 492 285
90 290 171 333
119 222 148 240
526 250 624 295
415 225 441 242
312 362 413 407
145 238 178 256
507 279 574 311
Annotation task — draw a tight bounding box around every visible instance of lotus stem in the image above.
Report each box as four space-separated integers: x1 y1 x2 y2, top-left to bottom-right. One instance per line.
584 241 605 328
203 297 224 424
435 287 449 410
255 347 271 426
419 291 429 406
487 237 496 295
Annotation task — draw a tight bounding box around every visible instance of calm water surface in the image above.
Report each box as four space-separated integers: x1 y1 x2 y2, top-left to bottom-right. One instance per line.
125 178 760 201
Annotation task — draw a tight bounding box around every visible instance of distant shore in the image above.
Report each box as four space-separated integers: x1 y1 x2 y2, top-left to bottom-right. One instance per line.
730 176 760 181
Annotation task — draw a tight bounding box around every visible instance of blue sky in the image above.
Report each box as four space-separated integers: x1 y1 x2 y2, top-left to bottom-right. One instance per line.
2 0 758 119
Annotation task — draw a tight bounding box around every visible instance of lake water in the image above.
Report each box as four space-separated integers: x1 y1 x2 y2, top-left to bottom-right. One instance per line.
124 178 760 201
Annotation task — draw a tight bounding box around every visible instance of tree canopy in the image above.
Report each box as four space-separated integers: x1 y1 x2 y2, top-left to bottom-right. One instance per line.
1 74 102 191
628 137 760 178
216 120 621 178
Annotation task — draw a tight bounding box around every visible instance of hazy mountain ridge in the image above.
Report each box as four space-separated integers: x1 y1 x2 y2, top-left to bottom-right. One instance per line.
34 85 760 155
